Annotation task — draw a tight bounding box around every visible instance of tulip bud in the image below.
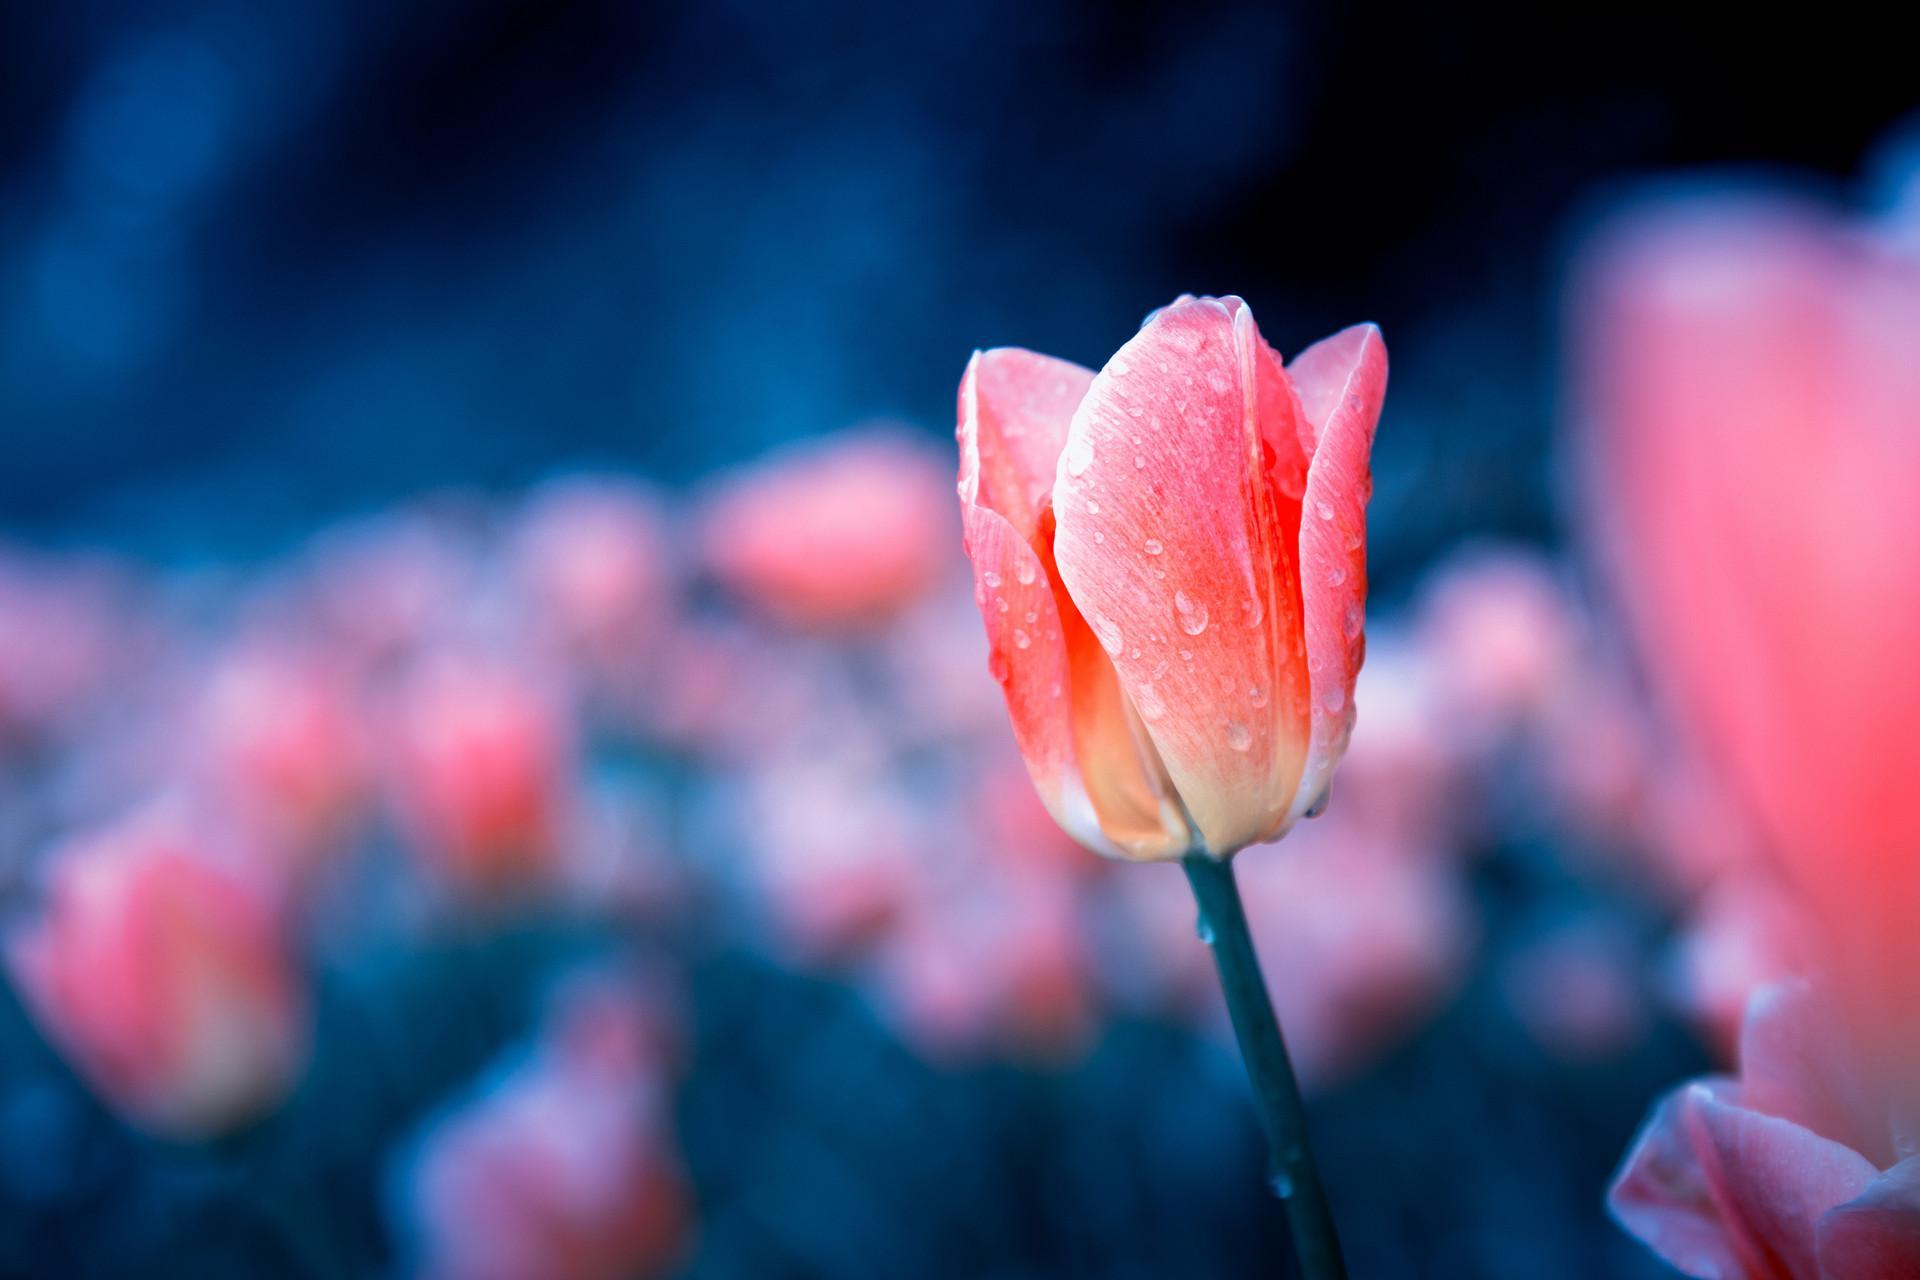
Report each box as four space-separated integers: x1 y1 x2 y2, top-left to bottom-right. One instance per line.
958 296 1385 860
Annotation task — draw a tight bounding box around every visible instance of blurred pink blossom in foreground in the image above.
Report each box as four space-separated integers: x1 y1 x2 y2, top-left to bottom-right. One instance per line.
1612 981 1920 1279
700 431 955 629
393 968 689 1280
3 804 308 1136
1575 190 1920 1060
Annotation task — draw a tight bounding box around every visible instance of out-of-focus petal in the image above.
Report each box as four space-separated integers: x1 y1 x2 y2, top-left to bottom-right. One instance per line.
1289 323 1387 821
1612 1077 1877 1280
1738 980 1885 1164
1687 1085 1878 1280
1052 296 1312 855
1817 1157 1920 1280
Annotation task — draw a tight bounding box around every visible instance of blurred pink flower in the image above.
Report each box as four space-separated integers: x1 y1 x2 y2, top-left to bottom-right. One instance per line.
738 758 927 963
381 655 575 894
395 969 689 1280
700 431 956 629
1612 980 1920 1280
3 804 308 1136
1575 194 1920 1052
1417 545 1580 738
879 858 1096 1064
511 475 673 675
192 641 372 867
0 549 134 750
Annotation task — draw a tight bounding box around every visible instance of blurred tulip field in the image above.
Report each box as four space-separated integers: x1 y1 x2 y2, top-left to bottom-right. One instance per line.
3 5 1918 1279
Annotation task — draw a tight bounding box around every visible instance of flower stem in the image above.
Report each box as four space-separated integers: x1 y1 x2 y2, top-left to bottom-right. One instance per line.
1183 853 1348 1280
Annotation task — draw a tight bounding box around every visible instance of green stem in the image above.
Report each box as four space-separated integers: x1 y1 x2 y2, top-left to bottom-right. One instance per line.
1183 853 1348 1280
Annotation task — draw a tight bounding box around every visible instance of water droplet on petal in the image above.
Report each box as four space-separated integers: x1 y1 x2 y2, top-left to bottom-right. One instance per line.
1144 539 1164 556
1064 435 1095 478
1195 911 1216 945
987 651 1011 683
1135 682 1165 721
983 570 1003 588
1249 685 1269 709
1323 686 1346 713
1328 567 1347 587
996 598 1009 613
1225 720 1253 751
1134 455 1147 470
1305 785 1331 819
1015 559 1037 586
1343 603 1363 638
1093 531 1105 544
1174 591 1209 636
1315 500 1336 521
1241 597 1264 628
1013 629 1031 650
1207 370 1233 394
1087 499 1101 515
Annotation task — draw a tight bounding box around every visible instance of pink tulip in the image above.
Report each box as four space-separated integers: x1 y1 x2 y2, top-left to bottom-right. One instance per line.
1612 980 1920 1279
700 431 955 629
512 476 672 671
1574 194 1920 1053
394 970 689 1280
958 296 1386 860
193 641 371 865
3 805 308 1136
382 655 574 893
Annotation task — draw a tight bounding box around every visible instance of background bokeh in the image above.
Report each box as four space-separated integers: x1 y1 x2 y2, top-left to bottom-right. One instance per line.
3 3 1916 1278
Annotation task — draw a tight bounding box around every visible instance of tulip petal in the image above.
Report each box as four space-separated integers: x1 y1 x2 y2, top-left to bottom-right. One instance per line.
1052 296 1312 855
1289 323 1387 821
1739 980 1885 1163
960 350 1191 860
1613 1080 1877 1280
958 349 1095 542
1817 1157 1920 1280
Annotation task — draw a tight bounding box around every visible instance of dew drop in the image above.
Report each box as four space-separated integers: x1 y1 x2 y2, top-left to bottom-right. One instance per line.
1144 538 1164 556
1195 912 1216 945
1093 531 1106 544
996 598 1009 613
1225 720 1253 751
1064 435 1095 477
1323 686 1346 713
1134 455 1147 470
1305 785 1331 819
1110 358 1131 376
1249 685 1269 709
1343 603 1364 639
1015 559 1037 585
1315 500 1336 521
1174 591 1209 636
1024 609 1038 624
987 651 1011 683
1094 614 1124 655
1206 370 1233 394
1241 597 1264 628
1013 629 1031 650
1269 1171 1295 1200
1087 499 1101 515
1135 682 1166 721
983 570 1003 588
1328 566 1347 587
1178 648 1194 662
